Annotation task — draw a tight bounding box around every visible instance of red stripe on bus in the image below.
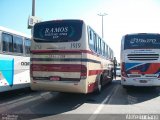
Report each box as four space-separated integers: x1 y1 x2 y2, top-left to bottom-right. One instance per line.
144 63 160 74
31 64 86 72
31 50 94 55
31 64 102 76
88 70 103 76
30 50 112 61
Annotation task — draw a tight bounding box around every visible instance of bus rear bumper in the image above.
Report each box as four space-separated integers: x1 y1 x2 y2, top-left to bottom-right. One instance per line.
31 80 88 94
121 77 160 87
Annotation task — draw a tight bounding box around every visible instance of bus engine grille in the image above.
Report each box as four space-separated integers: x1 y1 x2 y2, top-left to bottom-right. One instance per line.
127 54 159 61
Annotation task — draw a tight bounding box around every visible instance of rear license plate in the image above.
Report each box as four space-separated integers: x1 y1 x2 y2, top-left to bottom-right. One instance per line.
48 55 65 58
140 80 147 83
50 76 60 81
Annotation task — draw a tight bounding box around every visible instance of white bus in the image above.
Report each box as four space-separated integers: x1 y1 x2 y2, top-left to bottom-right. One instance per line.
121 33 160 88
0 26 31 92
30 19 114 94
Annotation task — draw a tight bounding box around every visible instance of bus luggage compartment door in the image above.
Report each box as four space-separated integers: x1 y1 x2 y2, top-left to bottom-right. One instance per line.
32 52 83 82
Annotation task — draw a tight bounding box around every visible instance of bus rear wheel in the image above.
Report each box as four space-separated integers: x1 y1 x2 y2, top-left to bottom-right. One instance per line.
96 77 102 94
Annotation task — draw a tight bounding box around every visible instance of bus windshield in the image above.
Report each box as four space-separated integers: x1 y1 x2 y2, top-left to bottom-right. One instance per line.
33 20 83 42
124 34 160 50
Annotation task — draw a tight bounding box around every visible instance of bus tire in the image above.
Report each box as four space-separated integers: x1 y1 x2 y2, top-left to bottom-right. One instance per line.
96 76 102 94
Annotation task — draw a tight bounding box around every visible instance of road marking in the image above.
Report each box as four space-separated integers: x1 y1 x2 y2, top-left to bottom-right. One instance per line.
88 85 119 120
107 85 120 104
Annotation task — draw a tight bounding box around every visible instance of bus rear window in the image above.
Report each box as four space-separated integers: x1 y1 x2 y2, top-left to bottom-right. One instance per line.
124 34 160 49
33 20 83 42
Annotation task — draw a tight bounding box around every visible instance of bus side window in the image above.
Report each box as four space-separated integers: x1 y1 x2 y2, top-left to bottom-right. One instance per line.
97 37 99 53
108 48 111 59
2 33 13 52
108 47 110 59
24 39 31 55
93 33 97 52
13 36 23 54
102 41 105 56
99 38 102 55
106 45 108 58
111 50 114 59
89 29 94 51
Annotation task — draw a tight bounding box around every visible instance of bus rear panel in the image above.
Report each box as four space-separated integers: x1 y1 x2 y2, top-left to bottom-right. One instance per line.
121 33 160 87
31 20 114 93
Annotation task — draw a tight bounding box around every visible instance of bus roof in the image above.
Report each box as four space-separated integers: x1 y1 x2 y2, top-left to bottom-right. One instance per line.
124 33 160 37
0 26 31 38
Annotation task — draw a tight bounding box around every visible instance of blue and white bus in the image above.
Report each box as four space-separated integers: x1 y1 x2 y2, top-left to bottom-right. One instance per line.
0 26 31 92
121 33 160 88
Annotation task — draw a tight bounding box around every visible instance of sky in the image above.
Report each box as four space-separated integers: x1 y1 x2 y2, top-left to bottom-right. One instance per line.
1 0 160 62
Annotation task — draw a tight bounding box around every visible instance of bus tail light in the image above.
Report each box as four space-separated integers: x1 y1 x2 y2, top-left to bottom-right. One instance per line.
122 72 128 77
30 64 41 77
121 62 128 77
81 65 87 79
30 64 33 77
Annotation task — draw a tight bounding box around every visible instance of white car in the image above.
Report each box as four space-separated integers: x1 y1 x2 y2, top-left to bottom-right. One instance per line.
116 67 121 77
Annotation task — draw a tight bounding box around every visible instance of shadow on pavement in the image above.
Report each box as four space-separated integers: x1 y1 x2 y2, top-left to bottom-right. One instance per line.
1 79 160 119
